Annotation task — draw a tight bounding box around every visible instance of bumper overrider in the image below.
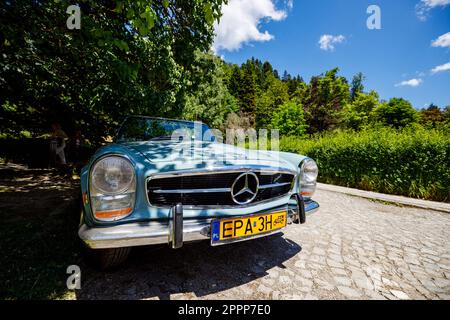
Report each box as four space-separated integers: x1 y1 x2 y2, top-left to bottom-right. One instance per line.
79 197 319 249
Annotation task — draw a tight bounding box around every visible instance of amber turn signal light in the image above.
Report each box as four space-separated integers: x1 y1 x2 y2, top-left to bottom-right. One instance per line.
94 207 133 220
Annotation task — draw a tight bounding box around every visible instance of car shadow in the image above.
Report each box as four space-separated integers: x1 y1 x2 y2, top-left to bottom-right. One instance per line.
76 234 301 300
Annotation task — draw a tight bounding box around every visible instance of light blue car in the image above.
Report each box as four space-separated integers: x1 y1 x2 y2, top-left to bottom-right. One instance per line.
78 116 319 269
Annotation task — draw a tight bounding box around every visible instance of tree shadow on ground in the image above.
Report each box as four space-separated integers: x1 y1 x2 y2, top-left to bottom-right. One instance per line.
0 163 82 299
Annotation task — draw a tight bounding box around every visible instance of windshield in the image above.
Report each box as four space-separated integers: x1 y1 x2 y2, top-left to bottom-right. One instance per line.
115 117 214 143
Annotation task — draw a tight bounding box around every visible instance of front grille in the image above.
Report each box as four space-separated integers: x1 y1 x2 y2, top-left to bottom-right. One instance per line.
147 171 295 207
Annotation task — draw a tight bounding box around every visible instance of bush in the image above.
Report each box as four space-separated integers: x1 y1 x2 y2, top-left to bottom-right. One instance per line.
280 126 450 202
371 98 419 128
342 91 380 130
271 101 308 136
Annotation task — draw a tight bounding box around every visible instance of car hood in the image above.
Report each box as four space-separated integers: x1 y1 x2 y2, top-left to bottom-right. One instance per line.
121 140 297 172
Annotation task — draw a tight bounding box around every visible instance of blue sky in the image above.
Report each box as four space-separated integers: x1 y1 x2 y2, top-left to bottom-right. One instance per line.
213 0 450 109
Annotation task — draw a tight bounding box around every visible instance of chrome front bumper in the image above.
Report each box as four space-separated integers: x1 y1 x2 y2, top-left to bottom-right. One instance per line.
79 200 319 249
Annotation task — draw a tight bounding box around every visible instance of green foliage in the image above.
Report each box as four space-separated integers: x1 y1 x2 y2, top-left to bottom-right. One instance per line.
223 58 304 130
182 51 238 128
444 106 450 122
285 75 305 99
301 68 350 133
371 98 419 128
239 61 258 115
280 126 450 202
350 72 365 101
0 0 226 143
225 65 243 100
256 72 290 128
342 91 380 130
270 101 307 137
419 104 446 129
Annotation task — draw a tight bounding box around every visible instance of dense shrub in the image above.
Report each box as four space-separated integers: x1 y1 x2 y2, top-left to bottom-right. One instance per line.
280 126 450 202
370 98 419 128
271 101 308 136
342 91 380 130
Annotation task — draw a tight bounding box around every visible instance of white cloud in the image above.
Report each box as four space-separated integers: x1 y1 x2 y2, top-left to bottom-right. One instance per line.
286 0 294 10
431 32 450 48
395 78 423 87
318 34 345 51
431 62 450 74
416 0 450 21
213 0 288 52
422 0 450 6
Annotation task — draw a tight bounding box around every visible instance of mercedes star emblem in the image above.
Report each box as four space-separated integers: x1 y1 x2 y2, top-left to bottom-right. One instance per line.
231 172 259 205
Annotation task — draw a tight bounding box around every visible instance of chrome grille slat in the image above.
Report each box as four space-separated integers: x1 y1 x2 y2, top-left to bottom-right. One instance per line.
153 188 231 194
258 182 292 189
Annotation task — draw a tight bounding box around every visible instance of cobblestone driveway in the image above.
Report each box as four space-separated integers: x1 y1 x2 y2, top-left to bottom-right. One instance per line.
78 189 450 300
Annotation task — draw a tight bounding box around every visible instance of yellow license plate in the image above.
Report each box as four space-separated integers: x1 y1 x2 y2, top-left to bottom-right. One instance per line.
211 211 287 245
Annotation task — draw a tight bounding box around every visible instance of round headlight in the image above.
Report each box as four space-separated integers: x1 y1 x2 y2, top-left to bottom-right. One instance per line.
301 159 318 183
91 156 135 195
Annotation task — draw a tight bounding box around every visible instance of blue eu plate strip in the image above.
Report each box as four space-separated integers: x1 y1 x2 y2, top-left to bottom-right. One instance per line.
211 220 220 242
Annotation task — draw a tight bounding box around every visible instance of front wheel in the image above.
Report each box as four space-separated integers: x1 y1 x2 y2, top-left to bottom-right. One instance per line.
83 246 131 270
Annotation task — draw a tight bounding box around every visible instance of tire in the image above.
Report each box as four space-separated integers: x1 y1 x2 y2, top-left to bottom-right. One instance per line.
83 246 132 270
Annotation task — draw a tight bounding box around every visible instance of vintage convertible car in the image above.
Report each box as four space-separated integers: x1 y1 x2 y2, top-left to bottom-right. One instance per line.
78 116 319 268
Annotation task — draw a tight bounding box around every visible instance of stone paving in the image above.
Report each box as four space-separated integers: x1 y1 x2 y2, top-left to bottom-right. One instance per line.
77 189 450 300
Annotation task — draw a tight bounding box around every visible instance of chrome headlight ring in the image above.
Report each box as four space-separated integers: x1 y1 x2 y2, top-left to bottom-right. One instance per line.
89 155 136 221
298 158 318 198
